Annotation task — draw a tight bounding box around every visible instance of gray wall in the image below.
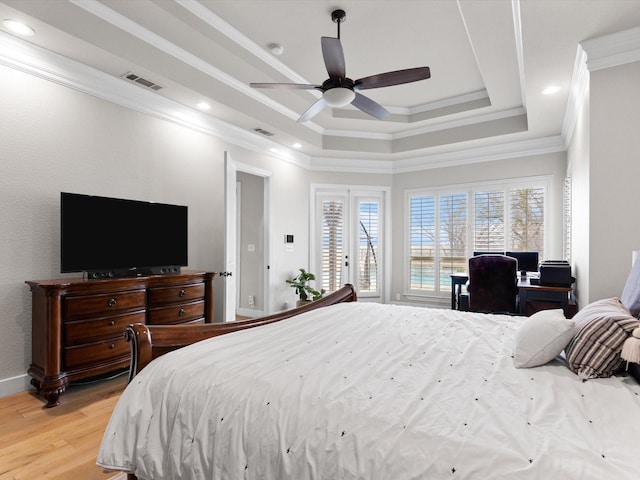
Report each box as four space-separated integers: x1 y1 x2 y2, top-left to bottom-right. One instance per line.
569 60 640 304
237 171 264 312
0 62 311 392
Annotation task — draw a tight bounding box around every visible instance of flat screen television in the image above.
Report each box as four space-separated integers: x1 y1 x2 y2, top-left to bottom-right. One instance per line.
61 192 188 278
505 251 539 273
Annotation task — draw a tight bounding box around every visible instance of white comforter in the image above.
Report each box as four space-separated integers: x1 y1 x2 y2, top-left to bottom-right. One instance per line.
98 303 640 479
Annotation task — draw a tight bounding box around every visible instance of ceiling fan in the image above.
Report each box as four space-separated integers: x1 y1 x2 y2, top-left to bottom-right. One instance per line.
250 9 431 123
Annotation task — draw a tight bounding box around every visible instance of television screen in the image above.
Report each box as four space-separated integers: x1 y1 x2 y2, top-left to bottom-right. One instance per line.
505 251 539 272
61 192 188 277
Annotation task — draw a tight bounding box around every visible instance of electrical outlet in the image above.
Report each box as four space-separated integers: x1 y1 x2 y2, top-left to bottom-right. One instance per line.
248 295 254 307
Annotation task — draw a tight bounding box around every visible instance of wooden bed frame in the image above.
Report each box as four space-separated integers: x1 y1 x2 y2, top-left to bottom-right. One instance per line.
125 284 357 382
121 284 356 480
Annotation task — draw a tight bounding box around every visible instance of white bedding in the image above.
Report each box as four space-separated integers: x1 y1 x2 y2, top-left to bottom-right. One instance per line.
98 303 640 479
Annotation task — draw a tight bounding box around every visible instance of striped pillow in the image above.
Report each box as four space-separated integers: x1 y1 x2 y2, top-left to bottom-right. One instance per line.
564 297 639 379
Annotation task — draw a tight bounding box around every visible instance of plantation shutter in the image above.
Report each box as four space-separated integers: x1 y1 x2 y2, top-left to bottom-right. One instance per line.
357 200 379 294
320 199 344 293
438 193 467 291
509 187 544 257
474 190 505 252
409 195 436 290
563 177 571 262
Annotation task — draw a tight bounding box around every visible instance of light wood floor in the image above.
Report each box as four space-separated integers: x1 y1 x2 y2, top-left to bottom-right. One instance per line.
0 373 128 480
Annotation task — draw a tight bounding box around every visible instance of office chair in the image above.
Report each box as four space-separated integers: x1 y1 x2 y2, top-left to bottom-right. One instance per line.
467 254 518 314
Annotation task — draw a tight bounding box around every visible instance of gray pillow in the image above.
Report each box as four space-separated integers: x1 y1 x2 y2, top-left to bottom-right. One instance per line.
621 257 640 317
564 297 639 379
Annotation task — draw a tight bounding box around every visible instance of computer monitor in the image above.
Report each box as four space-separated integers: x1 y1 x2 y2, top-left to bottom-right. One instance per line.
505 251 539 273
472 251 505 257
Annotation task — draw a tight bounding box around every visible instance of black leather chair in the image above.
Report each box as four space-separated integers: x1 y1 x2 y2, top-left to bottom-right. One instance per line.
467 254 518 314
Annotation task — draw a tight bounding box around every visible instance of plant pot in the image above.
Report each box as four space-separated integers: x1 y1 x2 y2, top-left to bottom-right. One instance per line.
296 300 312 308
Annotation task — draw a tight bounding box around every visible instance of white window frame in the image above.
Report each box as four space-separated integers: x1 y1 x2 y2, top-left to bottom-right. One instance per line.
404 175 550 299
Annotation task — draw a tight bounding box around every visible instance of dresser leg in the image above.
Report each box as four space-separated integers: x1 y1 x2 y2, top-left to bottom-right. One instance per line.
29 372 68 408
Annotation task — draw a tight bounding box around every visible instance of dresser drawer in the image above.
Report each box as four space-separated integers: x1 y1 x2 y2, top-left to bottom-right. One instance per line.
64 337 129 370
64 311 146 346
64 290 146 319
147 300 205 325
148 283 204 306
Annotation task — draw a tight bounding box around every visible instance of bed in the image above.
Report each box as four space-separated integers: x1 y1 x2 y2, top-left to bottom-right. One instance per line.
97 285 640 479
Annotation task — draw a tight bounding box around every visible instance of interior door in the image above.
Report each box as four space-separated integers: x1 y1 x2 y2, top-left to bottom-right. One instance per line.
223 151 237 322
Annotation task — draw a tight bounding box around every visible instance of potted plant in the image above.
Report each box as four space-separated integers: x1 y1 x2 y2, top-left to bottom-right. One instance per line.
286 268 325 307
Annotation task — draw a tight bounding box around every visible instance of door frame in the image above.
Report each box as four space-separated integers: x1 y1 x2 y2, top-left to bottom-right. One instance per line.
224 153 272 321
309 183 391 303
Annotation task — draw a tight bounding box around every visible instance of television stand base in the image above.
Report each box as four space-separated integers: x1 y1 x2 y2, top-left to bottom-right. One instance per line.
87 266 182 279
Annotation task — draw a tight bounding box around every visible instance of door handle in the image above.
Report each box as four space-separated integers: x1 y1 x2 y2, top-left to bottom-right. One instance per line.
218 271 233 277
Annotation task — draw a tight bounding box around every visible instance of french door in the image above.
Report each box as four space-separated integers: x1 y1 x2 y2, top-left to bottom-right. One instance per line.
311 186 387 301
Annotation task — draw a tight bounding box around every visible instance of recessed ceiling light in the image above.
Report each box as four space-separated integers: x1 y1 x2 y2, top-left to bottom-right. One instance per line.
269 43 284 56
541 85 561 96
196 101 211 110
3 19 35 37
292 143 302 149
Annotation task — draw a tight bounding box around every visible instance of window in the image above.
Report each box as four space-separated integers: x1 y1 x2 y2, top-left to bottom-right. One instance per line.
407 178 548 296
563 177 571 262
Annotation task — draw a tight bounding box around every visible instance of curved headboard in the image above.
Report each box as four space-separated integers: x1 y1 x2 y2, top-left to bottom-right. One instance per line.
126 284 357 381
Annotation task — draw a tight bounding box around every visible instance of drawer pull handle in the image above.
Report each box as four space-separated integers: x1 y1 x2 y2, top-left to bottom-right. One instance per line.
109 343 115 349
179 289 186 297
107 298 117 307
178 308 185 316
109 320 115 326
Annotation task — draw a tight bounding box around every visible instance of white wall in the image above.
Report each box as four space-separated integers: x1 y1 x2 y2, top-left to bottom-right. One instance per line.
588 61 640 301
568 82 590 304
0 63 311 392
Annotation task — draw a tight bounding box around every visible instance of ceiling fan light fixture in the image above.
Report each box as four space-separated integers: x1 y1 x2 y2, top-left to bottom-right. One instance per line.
323 87 355 107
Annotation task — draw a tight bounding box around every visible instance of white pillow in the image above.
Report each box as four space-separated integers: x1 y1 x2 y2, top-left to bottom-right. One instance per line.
513 309 576 368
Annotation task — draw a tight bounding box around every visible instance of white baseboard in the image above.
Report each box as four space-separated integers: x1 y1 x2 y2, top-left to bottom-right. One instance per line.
0 373 31 399
236 307 265 318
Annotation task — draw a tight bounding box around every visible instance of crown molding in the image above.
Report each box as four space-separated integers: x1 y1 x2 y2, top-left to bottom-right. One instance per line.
580 26 640 72
310 135 566 174
69 0 323 134
562 26 640 147
0 30 310 169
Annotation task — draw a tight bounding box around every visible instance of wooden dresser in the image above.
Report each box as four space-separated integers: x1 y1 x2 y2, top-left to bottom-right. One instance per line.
25 271 215 407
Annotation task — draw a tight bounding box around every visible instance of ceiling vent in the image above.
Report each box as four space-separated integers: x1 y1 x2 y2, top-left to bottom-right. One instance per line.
122 72 163 91
253 127 274 137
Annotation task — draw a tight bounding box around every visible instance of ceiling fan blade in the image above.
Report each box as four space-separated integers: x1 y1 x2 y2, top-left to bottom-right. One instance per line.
354 66 431 90
321 37 346 78
352 92 390 120
298 97 328 123
250 82 321 90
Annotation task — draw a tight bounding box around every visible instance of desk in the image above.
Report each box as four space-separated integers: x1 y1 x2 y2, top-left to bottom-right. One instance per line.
450 274 575 317
450 273 469 310
517 279 573 317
